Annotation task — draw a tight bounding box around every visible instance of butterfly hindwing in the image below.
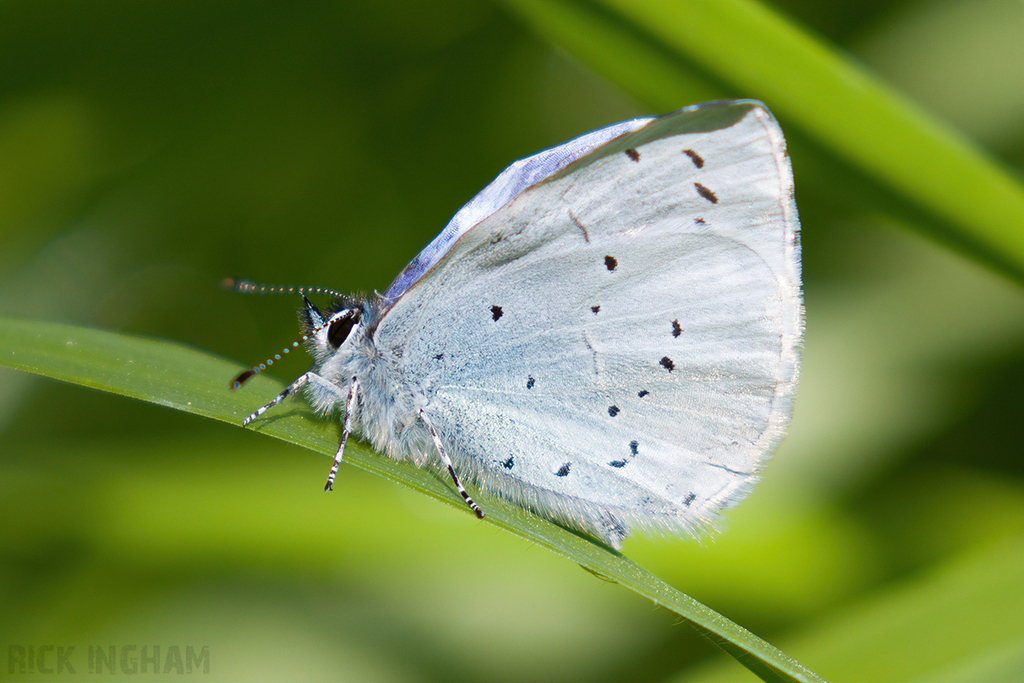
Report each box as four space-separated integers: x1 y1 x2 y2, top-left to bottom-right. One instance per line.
372 101 801 543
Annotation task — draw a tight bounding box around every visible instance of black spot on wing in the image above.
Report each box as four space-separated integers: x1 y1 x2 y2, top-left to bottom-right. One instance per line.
625 148 640 162
660 356 675 372
671 319 681 338
491 305 503 321
556 463 571 477
604 255 617 271
608 406 619 417
683 149 704 168
694 182 718 204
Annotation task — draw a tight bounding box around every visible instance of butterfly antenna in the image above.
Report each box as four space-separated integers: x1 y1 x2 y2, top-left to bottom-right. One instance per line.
225 278 341 389
223 277 346 299
230 338 307 390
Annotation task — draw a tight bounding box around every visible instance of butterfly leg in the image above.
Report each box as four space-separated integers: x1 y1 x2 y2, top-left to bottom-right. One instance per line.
419 409 484 519
324 376 359 492
241 373 312 426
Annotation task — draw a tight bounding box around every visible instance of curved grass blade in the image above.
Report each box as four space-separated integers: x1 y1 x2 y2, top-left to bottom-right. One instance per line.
0 316 825 683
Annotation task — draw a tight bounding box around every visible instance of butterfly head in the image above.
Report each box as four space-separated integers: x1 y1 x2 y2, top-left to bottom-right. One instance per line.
299 294 372 365
226 278 375 390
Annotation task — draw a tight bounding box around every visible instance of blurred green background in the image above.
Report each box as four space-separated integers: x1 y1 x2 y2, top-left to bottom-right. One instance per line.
1 1 1022 681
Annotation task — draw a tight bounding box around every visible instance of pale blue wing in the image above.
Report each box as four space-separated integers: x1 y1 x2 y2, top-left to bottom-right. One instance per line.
373 100 802 546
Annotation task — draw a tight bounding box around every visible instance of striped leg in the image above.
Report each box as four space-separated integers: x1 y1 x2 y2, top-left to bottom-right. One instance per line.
324 377 359 492
420 409 484 519
242 373 311 426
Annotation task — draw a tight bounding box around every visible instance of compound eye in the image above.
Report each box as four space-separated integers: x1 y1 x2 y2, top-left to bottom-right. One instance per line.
327 312 359 349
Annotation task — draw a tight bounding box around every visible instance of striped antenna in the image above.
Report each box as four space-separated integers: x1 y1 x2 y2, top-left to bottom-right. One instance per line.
230 343 304 389
226 278 341 389
223 277 346 299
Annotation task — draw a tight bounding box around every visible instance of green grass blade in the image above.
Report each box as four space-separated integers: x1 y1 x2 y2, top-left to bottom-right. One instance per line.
0 316 825 683
499 0 1024 282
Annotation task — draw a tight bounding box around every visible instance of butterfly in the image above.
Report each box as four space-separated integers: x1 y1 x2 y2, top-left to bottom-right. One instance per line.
231 100 802 549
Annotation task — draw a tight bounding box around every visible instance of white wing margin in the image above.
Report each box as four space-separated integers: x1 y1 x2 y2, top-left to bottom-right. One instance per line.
376 101 802 547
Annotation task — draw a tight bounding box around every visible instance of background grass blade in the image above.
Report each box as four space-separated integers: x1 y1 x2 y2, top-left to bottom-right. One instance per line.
499 0 1024 281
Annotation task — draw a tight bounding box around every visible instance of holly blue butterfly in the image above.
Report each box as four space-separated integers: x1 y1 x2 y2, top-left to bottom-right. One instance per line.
230 99 802 549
